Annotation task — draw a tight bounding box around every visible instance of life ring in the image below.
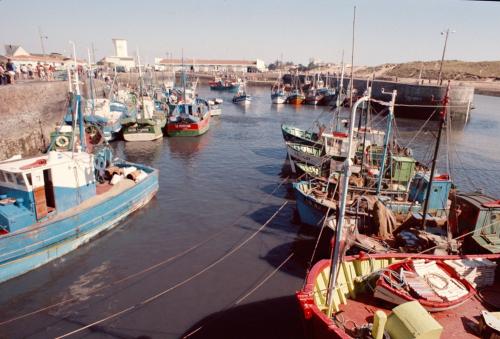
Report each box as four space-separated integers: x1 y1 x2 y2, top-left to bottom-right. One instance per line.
55 135 70 148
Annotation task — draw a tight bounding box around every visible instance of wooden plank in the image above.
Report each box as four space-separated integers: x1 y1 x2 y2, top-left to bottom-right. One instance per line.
33 186 48 219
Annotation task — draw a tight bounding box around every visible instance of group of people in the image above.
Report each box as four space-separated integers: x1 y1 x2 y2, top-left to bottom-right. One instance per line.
0 59 56 85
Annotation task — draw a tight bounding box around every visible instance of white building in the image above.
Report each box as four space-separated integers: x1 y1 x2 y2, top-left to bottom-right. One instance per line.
3 44 85 69
98 38 135 71
154 58 267 73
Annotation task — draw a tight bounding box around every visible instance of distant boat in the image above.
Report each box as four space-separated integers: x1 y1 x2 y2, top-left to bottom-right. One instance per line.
281 124 320 146
232 82 252 105
286 89 305 105
83 99 130 141
207 98 223 116
271 72 287 104
166 99 211 137
209 77 241 92
271 91 287 104
122 96 166 142
0 69 158 284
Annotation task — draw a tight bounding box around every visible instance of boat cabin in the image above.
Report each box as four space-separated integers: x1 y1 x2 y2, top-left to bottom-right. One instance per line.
408 173 452 215
322 132 352 158
0 151 96 234
453 192 500 253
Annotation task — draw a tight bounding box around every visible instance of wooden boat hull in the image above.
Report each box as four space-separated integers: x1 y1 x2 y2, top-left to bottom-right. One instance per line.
0 164 158 284
374 259 477 311
209 83 240 92
297 253 500 339
271 93 287 104
293 182 334 227
232 95 252 105
166 116 210 137
287 94 305 105
317 93 337 106
123 124 164 141
209 108 222 116
281 124 319 146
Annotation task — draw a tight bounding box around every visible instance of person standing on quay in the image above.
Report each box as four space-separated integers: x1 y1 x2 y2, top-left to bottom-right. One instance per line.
0 63 6 85
6 59 16 84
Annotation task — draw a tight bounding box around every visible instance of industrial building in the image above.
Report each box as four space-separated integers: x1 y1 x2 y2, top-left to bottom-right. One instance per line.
154 58 267 73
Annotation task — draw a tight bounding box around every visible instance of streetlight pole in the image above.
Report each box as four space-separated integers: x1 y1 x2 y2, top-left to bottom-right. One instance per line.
38 27 48 55
437 28 455 85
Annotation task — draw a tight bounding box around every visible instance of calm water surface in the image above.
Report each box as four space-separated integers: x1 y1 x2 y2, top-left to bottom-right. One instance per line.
0 87 499 338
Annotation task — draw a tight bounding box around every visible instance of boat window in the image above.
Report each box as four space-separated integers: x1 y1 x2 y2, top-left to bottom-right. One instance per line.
15 173 24 186
487 212 500 235
0 171 5 182
26 173 33 186
6 173 15 183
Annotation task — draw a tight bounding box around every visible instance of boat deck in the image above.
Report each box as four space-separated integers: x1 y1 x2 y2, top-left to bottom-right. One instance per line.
335 283 499 338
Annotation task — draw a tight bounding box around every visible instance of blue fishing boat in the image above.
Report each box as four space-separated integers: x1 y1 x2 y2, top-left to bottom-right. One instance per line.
0 66 159 284
232 82 252 105
271 72 287 104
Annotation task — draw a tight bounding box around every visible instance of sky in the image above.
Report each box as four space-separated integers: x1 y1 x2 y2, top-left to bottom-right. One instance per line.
0 0 499 66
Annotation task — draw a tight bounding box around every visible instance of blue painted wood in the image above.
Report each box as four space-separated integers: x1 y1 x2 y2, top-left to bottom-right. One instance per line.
0 164 158 283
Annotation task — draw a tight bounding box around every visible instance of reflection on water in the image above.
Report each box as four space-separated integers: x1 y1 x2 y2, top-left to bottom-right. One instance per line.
166 131 212 157
113 138 164 166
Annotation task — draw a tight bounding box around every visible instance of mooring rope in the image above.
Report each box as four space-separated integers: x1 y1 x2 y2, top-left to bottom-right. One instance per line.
0 175 291 327
54 201 288 339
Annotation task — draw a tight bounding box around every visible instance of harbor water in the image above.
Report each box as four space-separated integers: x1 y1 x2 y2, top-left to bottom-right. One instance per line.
0 87 499 338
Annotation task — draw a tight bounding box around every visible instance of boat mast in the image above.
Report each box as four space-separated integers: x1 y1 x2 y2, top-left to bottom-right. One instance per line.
326 94 370 317
69 41 85 154
358 83 372 174
334 52 345 131
421 82 450 230
348 6 356 108
182 49 187 113
87 48 95 115
375 90 397 195
137 49 145 119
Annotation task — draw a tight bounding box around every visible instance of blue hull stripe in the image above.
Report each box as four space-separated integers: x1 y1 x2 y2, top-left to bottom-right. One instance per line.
0 171 158 283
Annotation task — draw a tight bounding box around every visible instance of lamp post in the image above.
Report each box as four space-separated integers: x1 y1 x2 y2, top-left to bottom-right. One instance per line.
437 28 455 85
38 27 48 55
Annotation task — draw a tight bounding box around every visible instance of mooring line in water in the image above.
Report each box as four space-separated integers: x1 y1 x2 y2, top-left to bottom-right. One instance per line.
0 233 217 327
183 252 295 338
234 252 294 305
0 176 291 328
54 200 289 339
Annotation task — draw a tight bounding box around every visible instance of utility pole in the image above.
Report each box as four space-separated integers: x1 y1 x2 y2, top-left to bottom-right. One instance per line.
437 28 455 85
38 27 48 55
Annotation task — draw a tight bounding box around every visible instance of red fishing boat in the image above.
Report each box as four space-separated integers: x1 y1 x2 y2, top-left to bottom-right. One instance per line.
166 99 210 137
297 253 500 339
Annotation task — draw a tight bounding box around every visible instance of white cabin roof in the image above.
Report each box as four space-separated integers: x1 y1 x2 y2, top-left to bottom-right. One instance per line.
0 151 92 174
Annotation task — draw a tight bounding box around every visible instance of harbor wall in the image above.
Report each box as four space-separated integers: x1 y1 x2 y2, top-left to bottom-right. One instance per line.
340 78 474 120
0 80 105 161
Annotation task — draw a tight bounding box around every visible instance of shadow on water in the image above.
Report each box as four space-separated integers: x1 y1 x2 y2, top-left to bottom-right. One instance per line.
181 296 305 339
260 224 333 279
